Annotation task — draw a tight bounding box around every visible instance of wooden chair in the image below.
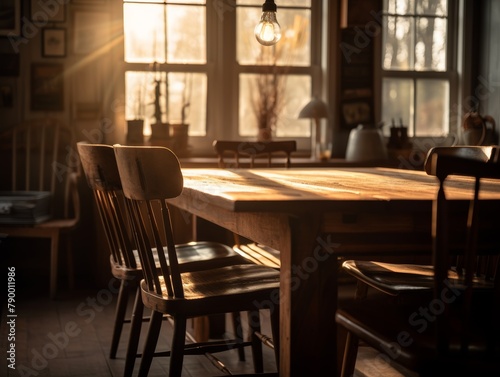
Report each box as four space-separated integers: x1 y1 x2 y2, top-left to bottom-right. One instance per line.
77 142 253 377
113 144 280 377
341 146 500 298
212 140 297 270
335 146 500 376
0 118 80 299
213 140 296 168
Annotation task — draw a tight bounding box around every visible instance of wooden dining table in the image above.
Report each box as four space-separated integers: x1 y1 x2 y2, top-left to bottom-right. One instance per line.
167 167 500 376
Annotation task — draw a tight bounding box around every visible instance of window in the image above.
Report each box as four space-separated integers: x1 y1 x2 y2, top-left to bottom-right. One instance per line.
123 0 323 154
123 0 208 137
380 0 457 137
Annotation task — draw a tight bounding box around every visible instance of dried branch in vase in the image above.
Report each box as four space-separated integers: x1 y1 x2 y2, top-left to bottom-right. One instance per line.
250 53 287 141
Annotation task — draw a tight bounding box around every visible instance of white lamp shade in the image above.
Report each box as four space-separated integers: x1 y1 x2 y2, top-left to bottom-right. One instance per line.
298 98 328 119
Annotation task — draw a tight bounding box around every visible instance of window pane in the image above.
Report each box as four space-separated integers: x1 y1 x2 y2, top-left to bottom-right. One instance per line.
166 5 206 63
383 16 414 70
124 0 205 3
237 8 310 66
237 0 311 6
124 3 205 64
239 74 310 137
125 71 206 136
415 17 446 71
415 79 449 136
124 3 165 63
384 0 415 15
125 71 148 121
381 78 414 135
416 0 447 15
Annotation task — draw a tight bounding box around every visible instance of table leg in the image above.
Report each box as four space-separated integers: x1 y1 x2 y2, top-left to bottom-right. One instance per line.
279 214 339 376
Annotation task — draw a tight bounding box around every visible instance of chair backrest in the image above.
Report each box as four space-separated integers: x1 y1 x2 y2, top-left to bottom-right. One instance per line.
77 142 137 269
213 140 297 168
423 145 500 355
0 118 78 219
113 145 184 298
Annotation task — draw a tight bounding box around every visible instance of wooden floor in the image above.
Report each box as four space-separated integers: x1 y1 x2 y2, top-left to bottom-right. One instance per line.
0 279 279 377
0 238 417 377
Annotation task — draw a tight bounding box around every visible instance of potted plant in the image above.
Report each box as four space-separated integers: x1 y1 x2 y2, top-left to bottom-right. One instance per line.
150 72 191 156
250 50 286 141
168 74 191 155
126 86 145 142
250 66 285 141
150 77 170 140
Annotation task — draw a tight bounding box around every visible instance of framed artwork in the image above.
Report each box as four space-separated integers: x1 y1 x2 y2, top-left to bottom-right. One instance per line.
73 11 109 54
31 63 64 111
341 99 373 129
0 0 20 36
31 0 65 23
42 28 66 57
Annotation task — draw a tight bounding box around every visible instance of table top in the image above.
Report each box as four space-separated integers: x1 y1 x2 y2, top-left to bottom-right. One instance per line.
176 167 500 212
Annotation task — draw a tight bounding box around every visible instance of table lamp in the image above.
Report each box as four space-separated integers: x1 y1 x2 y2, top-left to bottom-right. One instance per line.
298 97 329 160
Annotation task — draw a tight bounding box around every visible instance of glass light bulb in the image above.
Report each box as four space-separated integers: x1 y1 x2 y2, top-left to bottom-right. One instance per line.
254 11 281 46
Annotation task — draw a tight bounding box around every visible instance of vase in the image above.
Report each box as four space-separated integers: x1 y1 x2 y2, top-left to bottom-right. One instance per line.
170 123 190 156
257 127 273 142
150 122 170 140
126 119 144 143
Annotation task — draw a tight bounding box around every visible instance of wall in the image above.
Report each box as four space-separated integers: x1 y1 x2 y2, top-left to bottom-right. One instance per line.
0 0 125 287
0 0 124 144
478 0 500 143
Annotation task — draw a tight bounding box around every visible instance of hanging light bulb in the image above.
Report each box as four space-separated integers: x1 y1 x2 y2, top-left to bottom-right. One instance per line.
254 0 281 46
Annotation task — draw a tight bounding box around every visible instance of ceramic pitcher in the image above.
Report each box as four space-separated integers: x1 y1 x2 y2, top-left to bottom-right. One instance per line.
462 110 496 146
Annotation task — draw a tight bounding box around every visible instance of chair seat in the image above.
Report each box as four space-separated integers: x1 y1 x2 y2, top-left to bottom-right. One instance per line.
336 295 500 374
141 264 280 315
343 260 496 296
110 241 250 279
234 243 280 269
36 218 79 229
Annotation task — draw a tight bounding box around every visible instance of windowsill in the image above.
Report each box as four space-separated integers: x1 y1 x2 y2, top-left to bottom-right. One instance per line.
178 156 398 169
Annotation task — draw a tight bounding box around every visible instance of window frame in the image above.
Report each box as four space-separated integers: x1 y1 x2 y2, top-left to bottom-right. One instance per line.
122 0 326 156
379 0 459 137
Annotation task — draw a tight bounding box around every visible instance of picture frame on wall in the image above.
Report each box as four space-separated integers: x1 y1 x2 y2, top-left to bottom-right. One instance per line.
31 0 65 23
31 63 64 112
42 28 66 57
341 98 373 129
0 0 21 36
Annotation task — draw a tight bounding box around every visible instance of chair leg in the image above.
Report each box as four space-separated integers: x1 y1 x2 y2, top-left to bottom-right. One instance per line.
248 310 263 373
138 309 163 377
66 235 75 291
124 286 144 377
169 315 187 377
270 305 280 368
340 332 359 377
49 232 60 299
232 312 246 361
110 279 132 359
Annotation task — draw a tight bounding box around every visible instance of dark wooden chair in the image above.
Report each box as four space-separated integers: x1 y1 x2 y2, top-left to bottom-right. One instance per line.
335 146 500 376
342 146 500 298
213 140 296 169
77 142 254 376
113 144 280 377
0 118 80 298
